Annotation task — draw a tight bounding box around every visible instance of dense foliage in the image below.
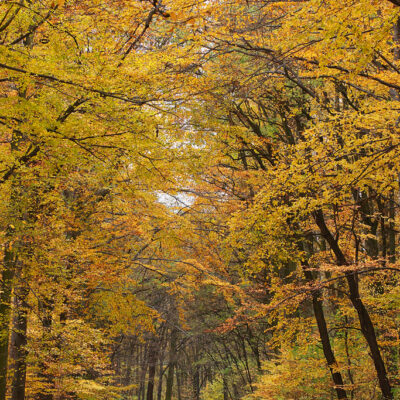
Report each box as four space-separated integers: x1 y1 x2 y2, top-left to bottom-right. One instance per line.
1 0 400 399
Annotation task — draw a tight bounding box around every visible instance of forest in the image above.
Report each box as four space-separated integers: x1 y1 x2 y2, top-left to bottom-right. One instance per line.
1 0 400 399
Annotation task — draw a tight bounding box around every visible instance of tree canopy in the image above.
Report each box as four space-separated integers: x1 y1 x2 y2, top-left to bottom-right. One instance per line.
1 0 400 399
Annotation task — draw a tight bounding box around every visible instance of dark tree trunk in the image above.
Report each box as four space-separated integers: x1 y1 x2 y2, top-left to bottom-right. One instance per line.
0 245 15 400
139 344 148 400
223 374 229 400
156 362 163 400
192 366 200 400
299 236 348 399
165 328 178 400
146 340 158 400
37 300 54 400
303 264 348 399
388 192 396 263
176 369 182 400
156 329 166 400
314 209 393 399
9 283 29 400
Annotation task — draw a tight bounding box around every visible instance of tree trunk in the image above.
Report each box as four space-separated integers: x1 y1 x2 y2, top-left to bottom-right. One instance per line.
156 366 163 400
139 344 148 400
156 333 166 400
388 191 396 263
146 339 158 400
192 366 200 400
298 236 348 399
165 328 178 400
303 265 348 399
0 244 15 400
9 283 29 400
176 369 182 400
37 300 54 400
314 209 393 399
223 374 229 400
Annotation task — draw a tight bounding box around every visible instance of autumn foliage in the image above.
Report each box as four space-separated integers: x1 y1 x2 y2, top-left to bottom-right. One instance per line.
0 0 400 399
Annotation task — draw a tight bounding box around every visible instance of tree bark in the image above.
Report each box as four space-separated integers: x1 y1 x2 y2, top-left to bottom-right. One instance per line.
223 374 229 400
138 344 148 400
0 244 15 400
303 264 348 399
9 283 29 400
388 192 396 263
165 328 178 400
299 236 348 399
176 369 182 400
146 339 158 400
37 300 54 400
156 328 166 400
156 360 163 400
192 366 200 400
314 209 393 399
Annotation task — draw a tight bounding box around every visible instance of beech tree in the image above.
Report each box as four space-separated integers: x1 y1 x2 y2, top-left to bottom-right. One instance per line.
1 0 400 399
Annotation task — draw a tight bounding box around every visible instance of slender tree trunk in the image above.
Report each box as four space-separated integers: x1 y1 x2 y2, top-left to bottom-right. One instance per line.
192 366 200 400
389 13 399 263
156 365 163 400
314 209 393 399
9 282 29 400
37 299 53 400
299 237 348 399
0 155 20 400
303 264 348 399
0 244 15 400
388 191 396 263
223 374 229 400
156 332 166 400
176 369 182 400
156 366 163 400
165 328 178 400
146 339 158 400
245 328 261 372
343 317 355 400
238 335 253 391
139 344 148 400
